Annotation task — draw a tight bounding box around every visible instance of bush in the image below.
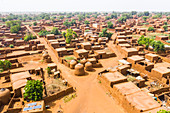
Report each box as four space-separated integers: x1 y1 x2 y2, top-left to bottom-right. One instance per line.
99 28 113 40
38 30 50 37
138 35 165 52
148 27 154 31
24 80 43 101
107 21 113 29
24 33 36 41
9 44 14 48
50 27 61 35
33 22 37 26
0 60 11 71
157 110 170 113
163 25 168 31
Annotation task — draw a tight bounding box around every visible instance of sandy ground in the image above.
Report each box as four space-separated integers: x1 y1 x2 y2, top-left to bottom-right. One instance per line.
26 25 126 113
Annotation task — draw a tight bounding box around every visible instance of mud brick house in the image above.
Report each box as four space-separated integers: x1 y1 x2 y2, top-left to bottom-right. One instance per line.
55 48 67 57
81 42 91 50
127 55 145 67
121 48 139 57
123 91 161 113
145 53 161 63
116 39 128 45
11 71 31 97
117 64 131 75
50 42 60 49
37 44 45 50
133 60 154 75
155 35 169 41
74 49 89 58
46 34 55 40
99 71 127 90
115 27 124 32
15 40 25 46
151 67 170 80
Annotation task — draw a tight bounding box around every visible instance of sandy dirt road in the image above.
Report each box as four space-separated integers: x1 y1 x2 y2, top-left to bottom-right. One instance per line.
26 25 126 113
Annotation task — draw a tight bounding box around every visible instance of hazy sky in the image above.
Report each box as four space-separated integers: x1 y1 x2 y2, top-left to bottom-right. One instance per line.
0 0 170 12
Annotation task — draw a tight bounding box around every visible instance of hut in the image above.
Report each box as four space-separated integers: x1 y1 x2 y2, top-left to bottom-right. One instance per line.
74 63 85 76
70 60 77 69
0 88 10 106
85 62 93 71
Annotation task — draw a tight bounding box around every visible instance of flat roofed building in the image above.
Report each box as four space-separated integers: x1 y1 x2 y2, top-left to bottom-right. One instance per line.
102 71 127 87
125 91 161 113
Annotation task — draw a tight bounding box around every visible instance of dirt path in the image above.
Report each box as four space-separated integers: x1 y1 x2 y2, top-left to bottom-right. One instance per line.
26 26 126 113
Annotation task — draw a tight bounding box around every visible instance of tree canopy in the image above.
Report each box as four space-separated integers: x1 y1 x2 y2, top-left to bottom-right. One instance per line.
24 80 43 101
99 28 113 40
64 29 77 44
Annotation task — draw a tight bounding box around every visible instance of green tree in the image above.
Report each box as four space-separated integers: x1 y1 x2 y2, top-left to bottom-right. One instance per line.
84 20 90 26
33 22 37 26
107 21 113 29
65 29 77 44
46 67 51 77
24 33 36 41
148 27 154 31
63 20 71 28
10 25 21 33
157 110 170 113
62 32 66 39
4 60 12 70
111 13 117 19
38 30 50 37
144 11 150 16
163 25 168 31
99 28 113 40
143 16 148 22
50 27 61 35
131 11 137 15
24 80 43 101
9 44 14 48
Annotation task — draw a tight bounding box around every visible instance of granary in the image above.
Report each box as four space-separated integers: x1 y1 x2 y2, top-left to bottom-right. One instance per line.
151 67 170 80
121 48 139 57
0 88 11 106
74 49 89 58
74 63 85 76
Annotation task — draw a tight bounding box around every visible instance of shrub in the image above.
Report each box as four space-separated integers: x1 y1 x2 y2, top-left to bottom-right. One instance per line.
38 30 50 37
148 27 154 31
50 27 61 35
24 33 36 41
24 80 43 101
0 60 11 71
9 44 14 48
